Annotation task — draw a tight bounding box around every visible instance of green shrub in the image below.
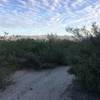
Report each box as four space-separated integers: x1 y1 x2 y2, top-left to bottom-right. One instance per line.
16 52 41 70
0 36 74 88
67 23 100 93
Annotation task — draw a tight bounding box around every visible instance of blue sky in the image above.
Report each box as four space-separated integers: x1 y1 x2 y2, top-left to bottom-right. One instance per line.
0 0 100 35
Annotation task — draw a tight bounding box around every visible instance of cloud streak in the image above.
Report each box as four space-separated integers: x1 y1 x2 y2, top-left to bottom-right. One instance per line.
0 0 100 35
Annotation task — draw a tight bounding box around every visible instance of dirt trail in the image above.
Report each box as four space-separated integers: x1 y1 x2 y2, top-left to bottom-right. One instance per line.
0 67 74 100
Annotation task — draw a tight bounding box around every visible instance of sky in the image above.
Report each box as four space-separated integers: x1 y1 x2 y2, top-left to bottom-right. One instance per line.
0 0 100 35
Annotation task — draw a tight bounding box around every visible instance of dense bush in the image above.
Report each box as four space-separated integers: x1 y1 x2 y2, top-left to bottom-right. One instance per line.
0 36 74 88
1 23 100 94
67 23 100 93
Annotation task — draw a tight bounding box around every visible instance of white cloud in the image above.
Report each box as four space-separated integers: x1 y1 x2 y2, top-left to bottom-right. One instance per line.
1 0 8 2
0 0 100 35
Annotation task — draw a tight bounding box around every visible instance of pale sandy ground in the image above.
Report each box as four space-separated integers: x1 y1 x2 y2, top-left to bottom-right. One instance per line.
0 67 74 100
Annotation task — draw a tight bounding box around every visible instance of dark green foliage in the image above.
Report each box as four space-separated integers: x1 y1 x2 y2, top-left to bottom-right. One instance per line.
0 37 74 88
1 22 100 95
67 23 100 94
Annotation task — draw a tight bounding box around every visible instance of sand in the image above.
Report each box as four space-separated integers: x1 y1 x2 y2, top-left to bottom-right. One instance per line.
0 67 74 100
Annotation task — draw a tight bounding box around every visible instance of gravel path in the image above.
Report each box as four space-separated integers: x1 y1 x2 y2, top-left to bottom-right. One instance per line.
0 67 74 100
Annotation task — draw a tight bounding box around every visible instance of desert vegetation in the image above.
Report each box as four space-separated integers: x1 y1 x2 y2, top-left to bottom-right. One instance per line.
0 23 100 96
0 34 74 89
66 23 100 94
